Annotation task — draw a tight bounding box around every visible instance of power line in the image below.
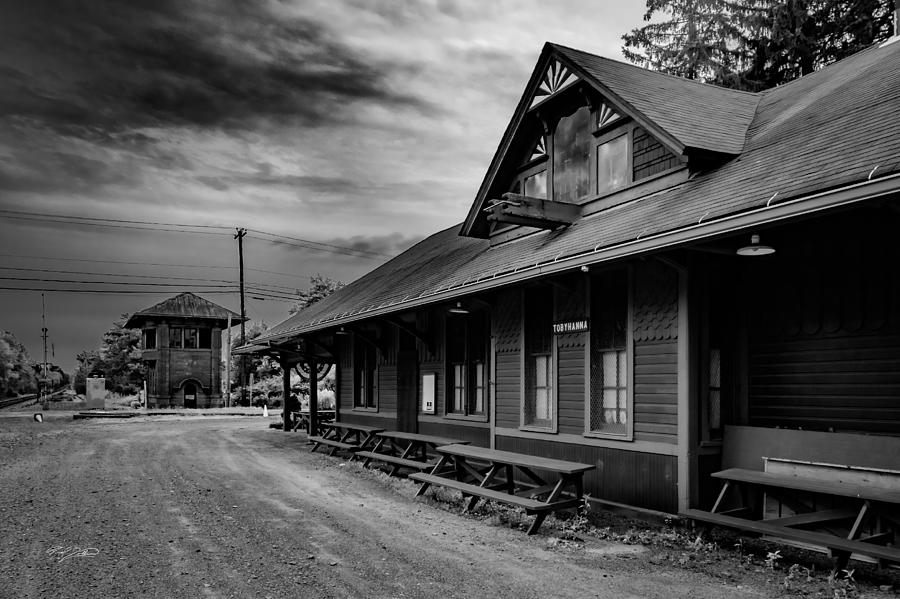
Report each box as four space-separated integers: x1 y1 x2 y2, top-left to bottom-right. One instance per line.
0 253 311 280
0 287 295 301
0 208 231 230
0 209 393 260
245 228 391 259
0 213 233 236
0 266 299 292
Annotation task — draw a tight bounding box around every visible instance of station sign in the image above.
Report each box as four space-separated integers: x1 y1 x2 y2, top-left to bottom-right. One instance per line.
552 320 589 334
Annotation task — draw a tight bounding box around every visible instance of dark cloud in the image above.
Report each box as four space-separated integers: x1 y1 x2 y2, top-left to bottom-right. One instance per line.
327 232 425 258
0 0 435 139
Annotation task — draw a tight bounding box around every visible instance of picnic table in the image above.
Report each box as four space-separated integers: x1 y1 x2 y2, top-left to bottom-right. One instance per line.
409 444 595 535
308 422 383 458
682 467 900 570
290 409 336 432
356 431 469 477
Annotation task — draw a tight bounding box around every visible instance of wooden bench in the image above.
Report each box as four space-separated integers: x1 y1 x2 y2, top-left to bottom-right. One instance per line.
683 467 900 570
359 431 469 477
308 436 361 455
357 452 437 472
683 509 900 565
291 410 336 432
409 473 580 512
411 444 595 535
309 422 383 458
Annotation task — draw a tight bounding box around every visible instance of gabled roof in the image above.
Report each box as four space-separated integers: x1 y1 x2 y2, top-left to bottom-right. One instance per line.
553 44 760 155
124 292 244 328
255 38 900 345
461 42 761 238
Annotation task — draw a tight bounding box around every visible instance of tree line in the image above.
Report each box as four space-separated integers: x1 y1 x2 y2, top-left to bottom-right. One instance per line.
622 0 895 90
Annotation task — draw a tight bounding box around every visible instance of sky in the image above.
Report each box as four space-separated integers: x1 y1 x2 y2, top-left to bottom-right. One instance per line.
0 0 647 373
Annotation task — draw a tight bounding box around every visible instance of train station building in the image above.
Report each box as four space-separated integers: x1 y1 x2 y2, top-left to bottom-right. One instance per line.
245 38 900 516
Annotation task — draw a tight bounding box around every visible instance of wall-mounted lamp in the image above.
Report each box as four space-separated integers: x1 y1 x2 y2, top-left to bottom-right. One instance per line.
334 326 350 335
580 265 590 273
736 234 775 256
447 301 470 314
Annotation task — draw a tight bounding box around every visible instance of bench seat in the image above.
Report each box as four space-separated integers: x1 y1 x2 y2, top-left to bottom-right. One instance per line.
682 509 900 565
356 451 436 472
409 473 580 513
308 436 360 453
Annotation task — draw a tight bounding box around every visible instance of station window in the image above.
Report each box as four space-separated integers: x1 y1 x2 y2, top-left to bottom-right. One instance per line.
353 338 377 409
597 134 629 196
169 327 183 348
143 328 156 350
589 269 630 436
183 328 199 349
523 285 554 429
446 312 488 417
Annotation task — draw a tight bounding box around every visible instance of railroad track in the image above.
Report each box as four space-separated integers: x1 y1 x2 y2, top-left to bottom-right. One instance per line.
0 394 39 409
0 388 68 410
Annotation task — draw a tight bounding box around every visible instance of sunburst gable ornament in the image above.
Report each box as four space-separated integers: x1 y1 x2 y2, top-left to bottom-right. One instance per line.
530 59 578 109
597 101 621 129
529 136 547 161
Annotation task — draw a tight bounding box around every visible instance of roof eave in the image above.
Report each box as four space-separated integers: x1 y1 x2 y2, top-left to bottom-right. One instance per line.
265 172 900 344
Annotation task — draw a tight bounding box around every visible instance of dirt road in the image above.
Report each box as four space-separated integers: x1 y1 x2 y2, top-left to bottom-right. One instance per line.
0 414 766 598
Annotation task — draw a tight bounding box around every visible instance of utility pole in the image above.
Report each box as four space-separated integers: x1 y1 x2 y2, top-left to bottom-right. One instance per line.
235 228 247 406
40 293 49 405
224 314 232 408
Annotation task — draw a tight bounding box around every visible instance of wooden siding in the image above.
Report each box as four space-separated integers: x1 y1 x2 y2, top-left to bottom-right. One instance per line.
632 126 679 181
744 214 900 435
378 365 397 413
495 352 520 429
749 334 900 433
496 435 678 513
632 260 679 444
633 341 678 443
557 338 585 434
494 290 522 429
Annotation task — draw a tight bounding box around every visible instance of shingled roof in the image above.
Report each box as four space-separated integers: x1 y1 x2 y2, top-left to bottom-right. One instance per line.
257 38 900 345
553 44 761 155
125 292 244 328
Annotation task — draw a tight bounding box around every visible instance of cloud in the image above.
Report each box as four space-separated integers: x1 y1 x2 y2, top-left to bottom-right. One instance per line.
0 0 435 139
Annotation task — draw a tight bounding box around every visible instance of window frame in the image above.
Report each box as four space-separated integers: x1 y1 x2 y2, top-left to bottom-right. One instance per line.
584 266 634 440
168 326 183 348
352 335 378 411
444 312 490 421
143 328 156 350
592 124 633 198
520 285 558 433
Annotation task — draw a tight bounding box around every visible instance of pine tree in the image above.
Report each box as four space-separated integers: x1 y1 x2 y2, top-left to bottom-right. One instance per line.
623 0 896 91
622 0 749 82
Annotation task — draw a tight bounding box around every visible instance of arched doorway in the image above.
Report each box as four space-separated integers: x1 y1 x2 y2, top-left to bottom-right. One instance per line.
183 382 197 409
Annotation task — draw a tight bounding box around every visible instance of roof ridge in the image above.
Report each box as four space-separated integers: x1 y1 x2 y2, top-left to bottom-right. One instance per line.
548 42 762 98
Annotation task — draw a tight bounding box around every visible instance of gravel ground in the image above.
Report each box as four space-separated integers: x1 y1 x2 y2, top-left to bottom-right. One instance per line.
0 412 869 598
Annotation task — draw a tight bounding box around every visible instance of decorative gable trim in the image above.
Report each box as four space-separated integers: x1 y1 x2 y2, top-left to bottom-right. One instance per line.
461 43 691 239
530 59 578 109
528 136 547 162
597 101 622 130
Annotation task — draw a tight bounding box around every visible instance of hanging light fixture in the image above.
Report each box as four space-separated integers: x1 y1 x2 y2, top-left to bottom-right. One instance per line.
736 234 775 256
447 301 470 314
334 326 350 335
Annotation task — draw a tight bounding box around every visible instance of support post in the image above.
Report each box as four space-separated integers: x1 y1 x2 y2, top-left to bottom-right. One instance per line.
308 357 318 437
281 358 291 432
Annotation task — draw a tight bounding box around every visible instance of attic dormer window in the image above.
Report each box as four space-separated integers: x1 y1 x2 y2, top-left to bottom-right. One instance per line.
597 134 629 195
